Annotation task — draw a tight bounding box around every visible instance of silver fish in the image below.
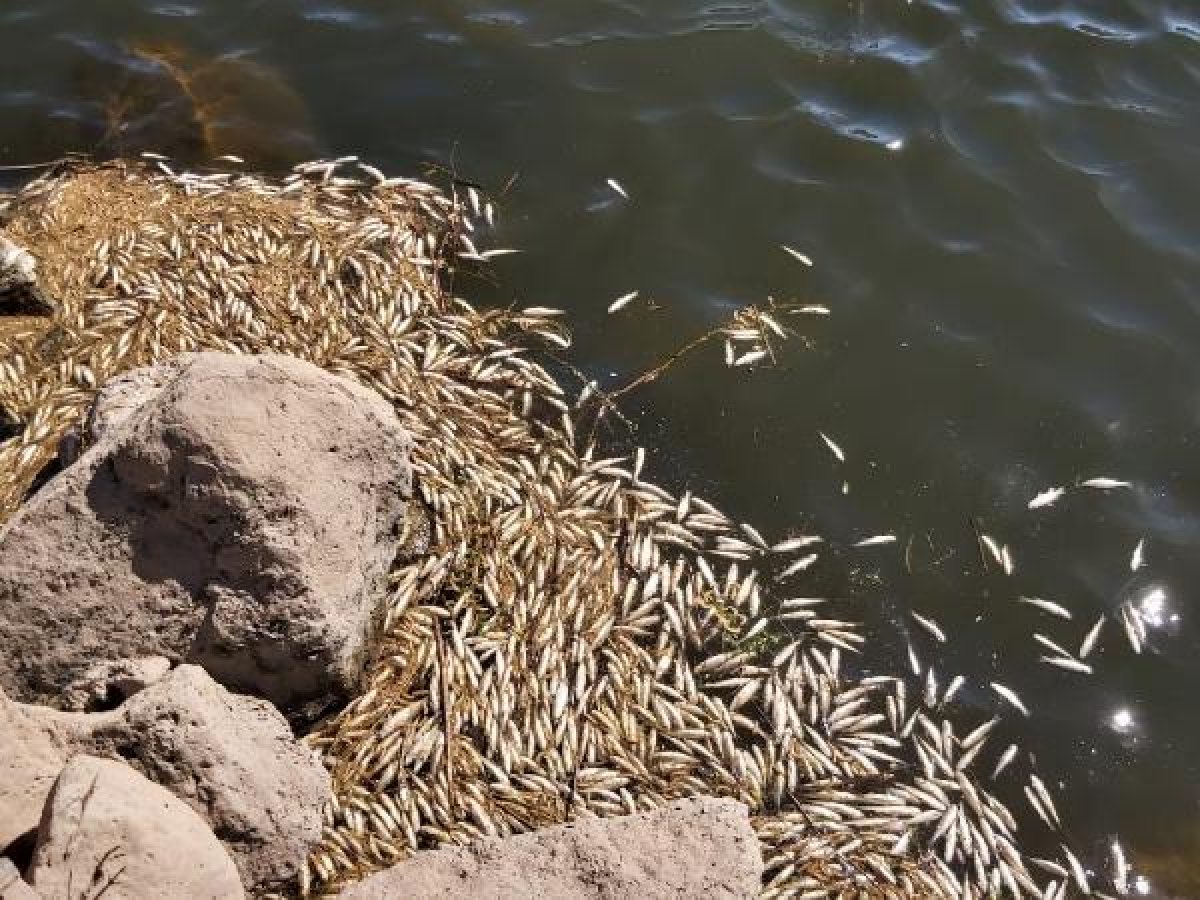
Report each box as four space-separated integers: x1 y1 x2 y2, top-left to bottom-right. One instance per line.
606 178 629 199
780 244 813 266
1040 656 1092 675
854 534 897 547
1018 596 1072 620
1078 617 1105 659
818 431 845 463
911 611 947 643
1130 538 1145 572
989 682 1030 716
1081 477 1131 490
607 291 638 314
733 349 768 367
1028 487 1065 510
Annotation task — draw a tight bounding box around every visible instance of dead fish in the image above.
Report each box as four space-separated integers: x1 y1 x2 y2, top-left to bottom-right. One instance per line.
1081 477 1131 490
480 248 521 259
1040 656 1092 675
1034 633 1073 658
1130 538 1145 572
943 674 966 705
1018 596 1072 620
1000 544 1014 576
1078 617 1105 659
779 554 819 577
608 291 638 314
980 534 1005 569
854 534 897 547
818 431 845 463
733 349 768 367
796 304 830 315
990 681 1030 716
1062 845 1090 894
991 743 1019 780
911 611 947 643
1111 840 1129 895
606 178 629 199
906 642 921 676
771 535 823 554
781 245 813 266
1028 487 1065 509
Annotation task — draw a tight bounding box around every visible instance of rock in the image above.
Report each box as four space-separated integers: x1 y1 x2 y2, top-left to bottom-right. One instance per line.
0 236 53 316
27 755 244 899
82 665 330 893
338 797 762 900
84 365 174 443
0 666 330 894
61 656 172 712
0 351 413 714
0 858 37 900
0 687 72 853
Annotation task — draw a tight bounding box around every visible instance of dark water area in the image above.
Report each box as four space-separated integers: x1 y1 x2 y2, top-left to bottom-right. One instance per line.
2 1 1199 893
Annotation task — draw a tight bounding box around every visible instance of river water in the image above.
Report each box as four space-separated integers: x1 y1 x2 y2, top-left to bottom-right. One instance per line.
2 1 1198 894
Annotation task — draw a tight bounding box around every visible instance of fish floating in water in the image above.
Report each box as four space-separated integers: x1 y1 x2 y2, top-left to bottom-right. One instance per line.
1130 538 1145 572
1081 477 1131 490
780 244 813 266
853 534 896 547
990 681 1030 716
606 178 628 199
0 155 1117 900
1028 486 1065 509
607 291 638 314
911 611 946 643
771 535 822 554
1079 617 1105 658
818 431 845 463
1018 596 1072 620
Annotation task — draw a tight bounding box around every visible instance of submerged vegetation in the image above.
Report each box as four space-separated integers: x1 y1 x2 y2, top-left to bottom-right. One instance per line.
0 158 1115 897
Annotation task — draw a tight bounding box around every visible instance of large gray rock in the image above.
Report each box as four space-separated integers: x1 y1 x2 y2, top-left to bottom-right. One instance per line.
0 351 412 714
0 666 330 894
338 797 762 900
28 755 244 900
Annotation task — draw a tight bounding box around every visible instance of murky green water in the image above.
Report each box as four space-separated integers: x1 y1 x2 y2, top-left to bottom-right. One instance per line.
2 1 1199 892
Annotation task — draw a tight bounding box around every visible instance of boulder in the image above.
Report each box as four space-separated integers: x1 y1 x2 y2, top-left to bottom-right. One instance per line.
0 666 330 894
338 797 762 900
0 858 36 900
27 755 244 899
82 665 330 893
0 351 413 714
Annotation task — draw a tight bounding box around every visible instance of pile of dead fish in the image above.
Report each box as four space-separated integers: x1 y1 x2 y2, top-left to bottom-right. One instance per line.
0 158 1096 898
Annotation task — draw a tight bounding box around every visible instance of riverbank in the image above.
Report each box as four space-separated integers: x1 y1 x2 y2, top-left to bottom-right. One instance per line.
1 158 1079 897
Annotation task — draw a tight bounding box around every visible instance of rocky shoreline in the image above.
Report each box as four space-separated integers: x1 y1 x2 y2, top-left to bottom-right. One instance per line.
0 352 760 897
0 158 1086 899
